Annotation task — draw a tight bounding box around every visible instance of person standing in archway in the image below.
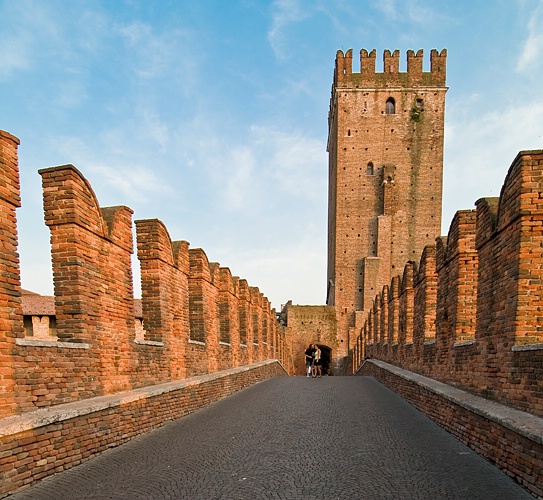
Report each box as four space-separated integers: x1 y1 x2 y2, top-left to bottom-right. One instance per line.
313 344 322 378
304 343 315 377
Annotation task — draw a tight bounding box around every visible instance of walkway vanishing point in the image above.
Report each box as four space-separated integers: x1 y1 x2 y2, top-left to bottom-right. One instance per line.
7 376 532 500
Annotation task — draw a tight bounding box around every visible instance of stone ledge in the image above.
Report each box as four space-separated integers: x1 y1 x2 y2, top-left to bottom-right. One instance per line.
512 342 543 352
0 360 282 439
134 339 164 347
188 339 205 346
454 339 475 347
367 359 543 445
15 338 90 349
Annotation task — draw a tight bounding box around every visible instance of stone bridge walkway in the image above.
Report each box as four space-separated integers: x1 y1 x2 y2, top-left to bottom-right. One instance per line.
8 377 532 500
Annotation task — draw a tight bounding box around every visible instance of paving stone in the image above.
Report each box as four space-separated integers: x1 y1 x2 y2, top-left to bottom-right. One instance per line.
7 377 533 499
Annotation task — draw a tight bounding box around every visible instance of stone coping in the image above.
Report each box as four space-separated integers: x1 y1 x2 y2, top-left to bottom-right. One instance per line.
15 338 90 349
0 360 283 439
361 359 543 445
512 342 543 352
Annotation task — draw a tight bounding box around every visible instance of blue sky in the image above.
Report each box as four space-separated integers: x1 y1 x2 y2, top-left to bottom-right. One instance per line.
1 0 542 309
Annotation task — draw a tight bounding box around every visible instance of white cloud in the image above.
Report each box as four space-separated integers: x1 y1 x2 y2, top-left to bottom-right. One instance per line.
251 125 326 201
49 135 172 204
268 0 312 60
220 237 327 309
53 80 88 109
517 0 543 72
118 21 194 81
373 0 398 19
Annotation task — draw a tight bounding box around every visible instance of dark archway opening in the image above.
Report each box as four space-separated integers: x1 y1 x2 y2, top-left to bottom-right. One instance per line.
316 344 332 375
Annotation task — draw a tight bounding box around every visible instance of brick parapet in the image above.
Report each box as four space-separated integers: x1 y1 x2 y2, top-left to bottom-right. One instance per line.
358 360 543 499
413 245 437 357
135 219 189 380
39 165 135 345
334 49 447 88
218 267 240 369
398 262 415 346
249 287 263 361
0 130 291 420
362 150 543 418
0 361 287 498
0 130 23 417
379 287 389 345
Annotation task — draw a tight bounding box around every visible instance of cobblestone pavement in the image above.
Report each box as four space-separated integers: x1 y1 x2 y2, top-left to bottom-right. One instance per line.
8 376 534 500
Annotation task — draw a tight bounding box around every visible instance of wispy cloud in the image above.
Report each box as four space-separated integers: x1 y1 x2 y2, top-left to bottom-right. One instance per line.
373 0 398 20
0 1 53 80
268 0 312 60
118 21 195 82
251 125 326 201
443 100 543 232
49 135 172 204
370 0 448 26
169 118 326 213
220 236 327 307
517 0 543 72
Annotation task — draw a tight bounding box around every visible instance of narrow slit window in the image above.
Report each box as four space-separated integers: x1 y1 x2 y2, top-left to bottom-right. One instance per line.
366 162 374 175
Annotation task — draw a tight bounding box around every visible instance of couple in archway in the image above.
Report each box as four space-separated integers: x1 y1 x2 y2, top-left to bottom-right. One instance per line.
305 343 322 378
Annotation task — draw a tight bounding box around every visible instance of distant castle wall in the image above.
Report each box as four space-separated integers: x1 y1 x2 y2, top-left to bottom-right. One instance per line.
281 303 337 375
355 150 543 417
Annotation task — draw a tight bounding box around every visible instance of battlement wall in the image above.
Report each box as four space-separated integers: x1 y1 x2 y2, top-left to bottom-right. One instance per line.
357 150 543 419
0 129 290 421
334 48 447 89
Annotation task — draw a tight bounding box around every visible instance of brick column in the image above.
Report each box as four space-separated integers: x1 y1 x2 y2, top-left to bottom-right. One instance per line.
0 130 23 417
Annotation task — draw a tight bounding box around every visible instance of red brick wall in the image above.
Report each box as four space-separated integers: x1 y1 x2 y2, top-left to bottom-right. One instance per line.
238 279 251 365
250 286 263 361
359 360 542 499
359 150 543 418
282 304 337 375
135 219 189 381
1 361 287 497
413 246 437 356
0 130 290 418
0 131 23 417
217 267 240 370
0 128 291 495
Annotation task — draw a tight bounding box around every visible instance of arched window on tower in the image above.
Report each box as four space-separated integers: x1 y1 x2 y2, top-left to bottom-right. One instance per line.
366 162 374 175
385 97 395 115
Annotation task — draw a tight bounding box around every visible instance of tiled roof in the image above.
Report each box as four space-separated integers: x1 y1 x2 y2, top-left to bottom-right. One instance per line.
134 299 142 318
20 290 143 318
21 292 55 316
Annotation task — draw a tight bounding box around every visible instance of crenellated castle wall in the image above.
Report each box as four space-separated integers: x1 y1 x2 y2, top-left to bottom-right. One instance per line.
356 149 543 418
0 130 290 421
333 48 447 89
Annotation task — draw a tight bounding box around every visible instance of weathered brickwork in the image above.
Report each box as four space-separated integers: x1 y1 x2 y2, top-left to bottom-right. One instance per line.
281 303 337 375
0 361 286 498
0 130 290 496
327 49 447 370
0 131 23 416
356 151 543 421
359 360 543 499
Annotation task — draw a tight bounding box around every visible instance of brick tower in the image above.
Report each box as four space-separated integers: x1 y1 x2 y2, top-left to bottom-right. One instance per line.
326 49 447 370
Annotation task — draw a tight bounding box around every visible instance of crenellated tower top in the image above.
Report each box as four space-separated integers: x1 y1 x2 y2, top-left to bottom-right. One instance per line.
334 48 447 88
